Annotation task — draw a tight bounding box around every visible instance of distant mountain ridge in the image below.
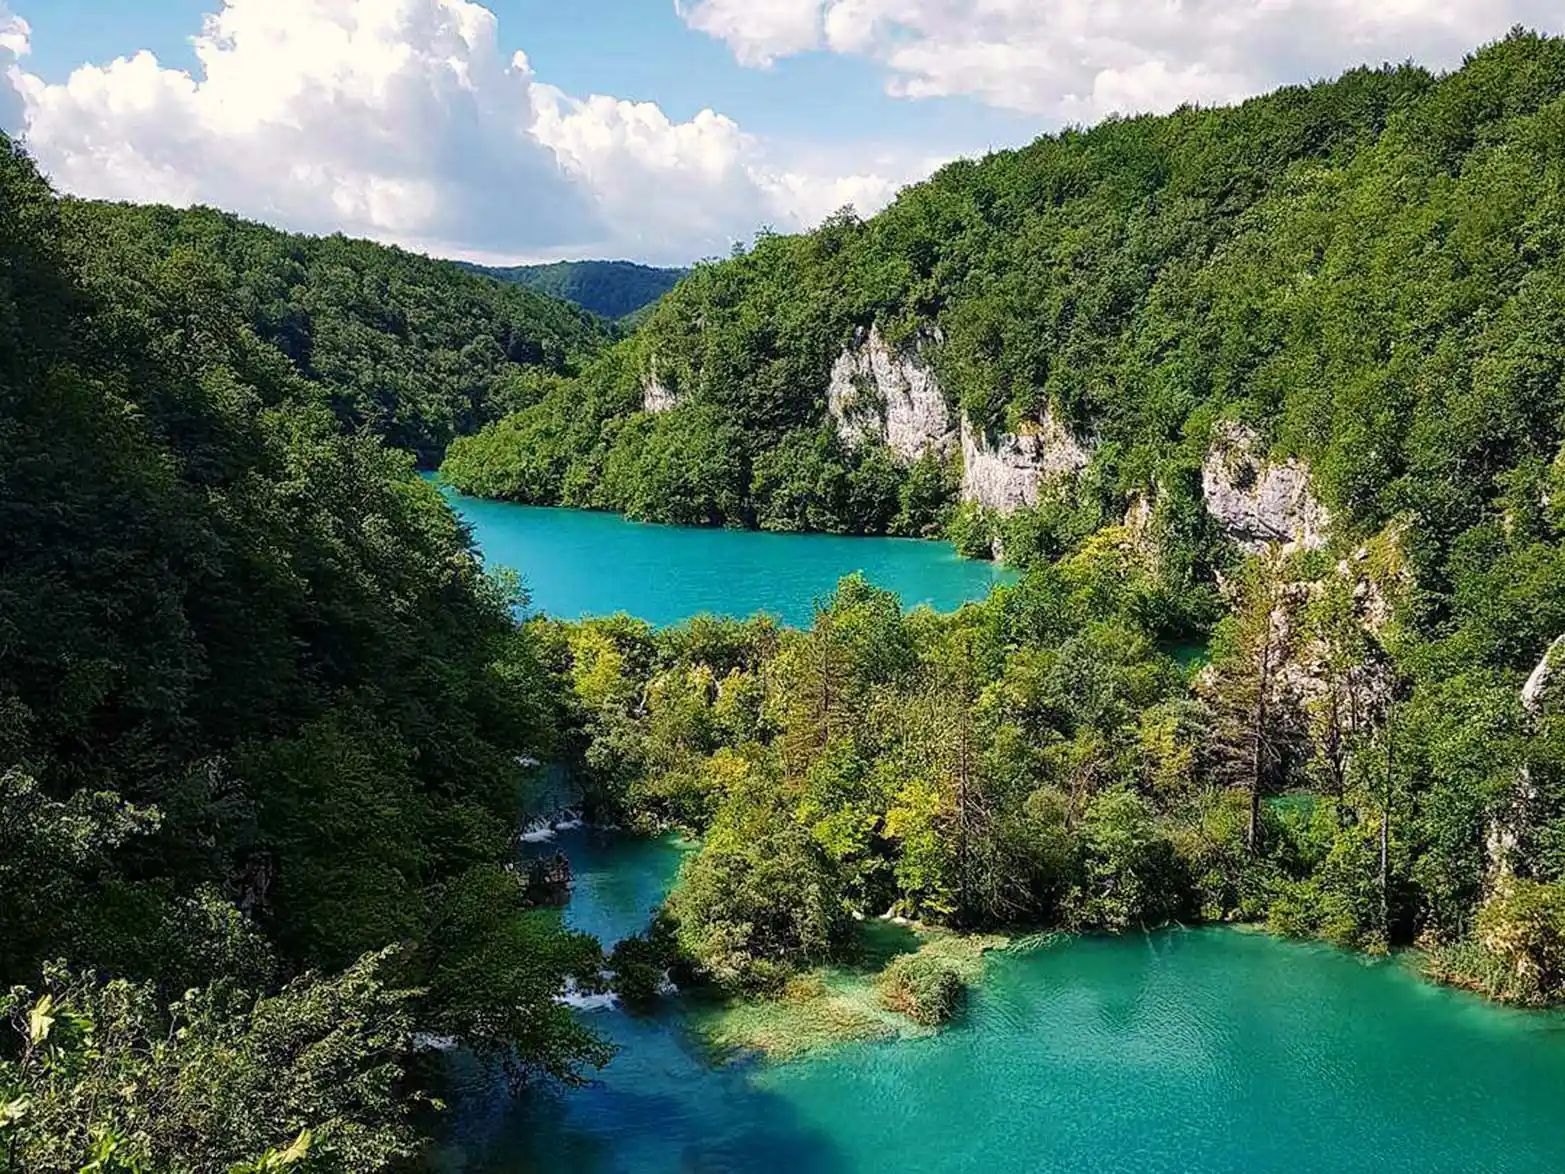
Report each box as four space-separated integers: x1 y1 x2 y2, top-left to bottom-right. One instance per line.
461 259 686 320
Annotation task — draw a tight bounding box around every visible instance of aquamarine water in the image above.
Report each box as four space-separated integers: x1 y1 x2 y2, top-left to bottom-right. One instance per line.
439 832 1565 1174
428 478 1013 627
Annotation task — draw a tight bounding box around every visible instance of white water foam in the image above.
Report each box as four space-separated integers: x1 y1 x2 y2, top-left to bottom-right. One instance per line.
517 809 586 844
558 976 619 1012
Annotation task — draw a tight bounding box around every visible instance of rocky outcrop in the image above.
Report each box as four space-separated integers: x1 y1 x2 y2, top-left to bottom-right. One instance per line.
827 326 955 463
1523 636 1565 717
959 410 1094 514
1202 422 1330 553
1487 635 1564 881
642 376 678 414
642 355 679 413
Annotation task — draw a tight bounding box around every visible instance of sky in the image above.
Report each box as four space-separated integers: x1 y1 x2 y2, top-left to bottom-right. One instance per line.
1 1 1559 266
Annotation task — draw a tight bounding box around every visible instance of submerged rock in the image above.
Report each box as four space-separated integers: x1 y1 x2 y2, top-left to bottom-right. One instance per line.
959 410 1093 514
827 325 955 463
524 851 573 907
1202 422 1329 553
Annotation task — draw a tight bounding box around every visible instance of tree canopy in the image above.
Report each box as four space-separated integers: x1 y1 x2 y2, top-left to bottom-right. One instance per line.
0 136 605 1171
460 259 687 322
63 200 610 465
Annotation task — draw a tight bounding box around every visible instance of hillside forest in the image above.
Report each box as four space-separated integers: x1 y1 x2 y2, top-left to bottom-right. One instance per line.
4 27 1565 1174
457 259 687 323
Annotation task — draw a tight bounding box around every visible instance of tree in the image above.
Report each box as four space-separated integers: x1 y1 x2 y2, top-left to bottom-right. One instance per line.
668 770 853 990
1205 552 1304 856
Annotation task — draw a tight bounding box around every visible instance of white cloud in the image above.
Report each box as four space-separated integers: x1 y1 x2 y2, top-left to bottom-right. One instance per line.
0 2 28 133
680 0 1564 119
675 0 822 67
4 0 913 263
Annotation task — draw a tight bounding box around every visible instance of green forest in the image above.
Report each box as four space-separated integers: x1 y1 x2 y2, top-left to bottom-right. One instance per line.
7 26 1565 1174
65 202 609 466
0 141 612 1171
457 260 686 323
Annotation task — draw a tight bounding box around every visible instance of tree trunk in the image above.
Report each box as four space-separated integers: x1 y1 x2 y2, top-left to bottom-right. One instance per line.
1247 620 1274 857
1380 716 1393 935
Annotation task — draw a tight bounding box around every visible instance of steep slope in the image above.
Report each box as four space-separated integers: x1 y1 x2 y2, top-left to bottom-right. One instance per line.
0 138 603 1169
461 258 687 320
445 31 1565 568
63 201 611 464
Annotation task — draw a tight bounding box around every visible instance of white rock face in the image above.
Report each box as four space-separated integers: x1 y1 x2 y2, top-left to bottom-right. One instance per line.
641 355 679 413
1202 422 1330 553
827 326 955 463
959 410 1093 514
642 375 678 414
1522 635 1565 717
1486 634 1563 880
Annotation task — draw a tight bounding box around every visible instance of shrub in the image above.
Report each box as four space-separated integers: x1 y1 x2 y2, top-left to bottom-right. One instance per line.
877 952 966 1026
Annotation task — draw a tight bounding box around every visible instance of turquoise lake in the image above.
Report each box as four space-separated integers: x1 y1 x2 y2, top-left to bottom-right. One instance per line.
437 831 1565 1174
427 477 1014 627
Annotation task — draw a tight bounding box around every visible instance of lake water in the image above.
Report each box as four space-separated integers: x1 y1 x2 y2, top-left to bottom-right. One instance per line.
438 831 1565 1174
428 478 1014 627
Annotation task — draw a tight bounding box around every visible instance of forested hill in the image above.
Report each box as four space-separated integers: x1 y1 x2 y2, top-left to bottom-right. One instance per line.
457 30 1565 1020
63 201 611 464
461 258 687 321
0 137 607 1169
443 29 1565 559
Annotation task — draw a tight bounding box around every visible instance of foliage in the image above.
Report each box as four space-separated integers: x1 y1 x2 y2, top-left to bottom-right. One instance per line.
460 260 686 322
0 953 415 1173
0 134 604 1169
1427 880 1565 1005
876 952 965 1026
61 201 609 464
668 771 854 991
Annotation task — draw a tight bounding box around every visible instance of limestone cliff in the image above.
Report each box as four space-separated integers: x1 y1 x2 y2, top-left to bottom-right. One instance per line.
1523 636 1565 717
826 326 955 463
959 410 1094 514
642 356 679 413
1486 635 1564 881
1202 423 1330 553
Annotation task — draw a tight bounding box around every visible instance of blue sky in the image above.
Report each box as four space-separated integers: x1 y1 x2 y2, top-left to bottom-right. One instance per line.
17 0 1042 153
3 1 1559 264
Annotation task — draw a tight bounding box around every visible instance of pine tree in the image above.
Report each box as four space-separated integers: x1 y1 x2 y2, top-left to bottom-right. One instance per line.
1206 552 1303 856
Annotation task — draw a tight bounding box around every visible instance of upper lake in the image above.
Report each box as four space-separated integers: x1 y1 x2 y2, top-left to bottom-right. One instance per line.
428 477 1014 626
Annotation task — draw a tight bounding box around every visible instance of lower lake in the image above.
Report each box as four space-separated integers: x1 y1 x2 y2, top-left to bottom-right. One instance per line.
436 831 1565 1174
428 478 1014 627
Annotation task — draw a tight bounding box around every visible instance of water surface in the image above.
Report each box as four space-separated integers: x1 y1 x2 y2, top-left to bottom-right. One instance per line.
428 478 1013 627
441 832 1565 1174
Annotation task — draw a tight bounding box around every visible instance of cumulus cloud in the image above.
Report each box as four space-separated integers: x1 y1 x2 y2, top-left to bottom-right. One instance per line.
679 0 1563 119
674 0 822 67
6 0 913 263
0 2 28 133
